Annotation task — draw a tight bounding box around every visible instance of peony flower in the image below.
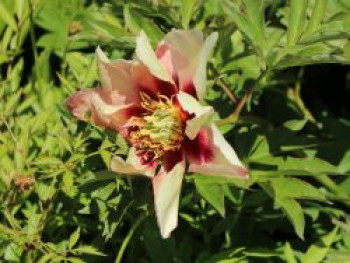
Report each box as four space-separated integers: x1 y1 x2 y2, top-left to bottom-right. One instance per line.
66 29 248 238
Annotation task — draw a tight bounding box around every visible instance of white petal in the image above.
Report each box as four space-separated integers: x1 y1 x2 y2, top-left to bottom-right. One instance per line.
96 47 139 104
135 31 173 83
177 92 215 139
152 159 185 238
96 46 109 63
162 30 218 101
193 32 218 101
90 93 123 115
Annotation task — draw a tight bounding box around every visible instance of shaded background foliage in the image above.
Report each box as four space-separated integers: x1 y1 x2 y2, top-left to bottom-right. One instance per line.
1 0 350 262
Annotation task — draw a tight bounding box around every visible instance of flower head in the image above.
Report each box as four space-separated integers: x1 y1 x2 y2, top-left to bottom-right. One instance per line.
66 29 248 238
128 92 185 163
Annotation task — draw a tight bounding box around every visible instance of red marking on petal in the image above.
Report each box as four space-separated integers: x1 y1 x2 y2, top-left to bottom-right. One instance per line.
136 75 177 100
112 104 144 137
123 104 144 118
132 150 158 170
133 63 178 100
156 78 177 98
163 149 184 172
183 128 214 164
182 81 198 99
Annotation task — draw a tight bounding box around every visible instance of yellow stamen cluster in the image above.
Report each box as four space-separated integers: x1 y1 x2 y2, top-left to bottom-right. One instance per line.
129 93 184 161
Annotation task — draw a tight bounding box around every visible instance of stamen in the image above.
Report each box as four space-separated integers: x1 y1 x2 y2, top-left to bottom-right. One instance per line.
129 92 184 162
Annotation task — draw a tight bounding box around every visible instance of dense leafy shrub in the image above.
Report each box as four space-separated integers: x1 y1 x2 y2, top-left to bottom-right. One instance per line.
1 0 350 262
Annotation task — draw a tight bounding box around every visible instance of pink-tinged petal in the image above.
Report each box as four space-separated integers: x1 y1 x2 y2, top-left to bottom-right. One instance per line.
135 31 173 84
110 147 157 177
67 89 120 124
155 43 176 81
152 158 185 238
186 125 249 179
96 47 139 104
66 89 138 131
161 29 218 101
177 91 215 139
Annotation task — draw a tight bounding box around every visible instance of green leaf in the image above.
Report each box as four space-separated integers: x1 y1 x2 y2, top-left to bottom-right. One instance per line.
270 178 327 202
14 125 29 170
275 54 350 68
304 0 328 36
62 171 77 198
224 0 265 56
248 135 270 160
22 203 42 236
251 156 339 175
33 156 63 166
195 176 225 217
5 92 21 117
244 0 265 49
67 258 85 263
277 197 305 239
181 0 197 29
287 0 308 46
73 245 105 256
5 242 23 262
0 2 17 31
69 227 80 249
284 242 297 263
303 227 339 263
38 253 55 263
123 4 163 43
283 119 308 131
35 181 56 201
300 31 350 45
36 33 67 51
264 27 285 57
261 184 305 239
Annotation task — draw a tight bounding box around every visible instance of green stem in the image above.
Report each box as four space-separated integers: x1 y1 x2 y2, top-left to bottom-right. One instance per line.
216 69 269 126
210 65 237 103
3 118 16 142
294 84 316 123
115 212 148 263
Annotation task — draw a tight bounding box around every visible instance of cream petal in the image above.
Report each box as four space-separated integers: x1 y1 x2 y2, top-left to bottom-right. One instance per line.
135 31 173 83
193 32 218 101
152 159 185 238
187 124 249 179
177 91 215 140
155 42 176 80
162 29 218 101
110 147 156 177
89 92 122 115
96 47 139 104
66 89 136 130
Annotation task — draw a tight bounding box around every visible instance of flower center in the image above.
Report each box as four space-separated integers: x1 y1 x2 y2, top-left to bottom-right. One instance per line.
129 93 184 162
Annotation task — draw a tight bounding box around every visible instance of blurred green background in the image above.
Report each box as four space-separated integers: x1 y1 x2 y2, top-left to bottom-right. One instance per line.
1 0 350 262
